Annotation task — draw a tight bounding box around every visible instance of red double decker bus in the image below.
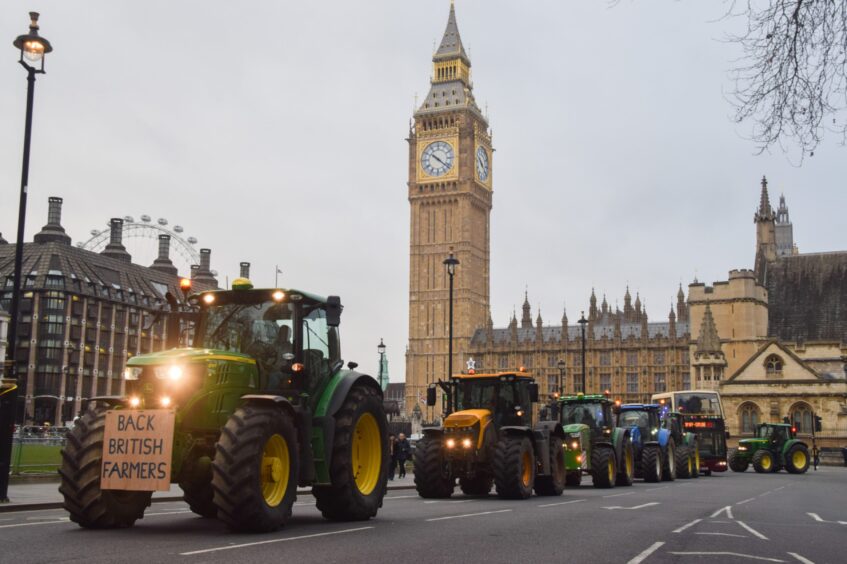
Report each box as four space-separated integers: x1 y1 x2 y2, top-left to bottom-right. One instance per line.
652 390 728 474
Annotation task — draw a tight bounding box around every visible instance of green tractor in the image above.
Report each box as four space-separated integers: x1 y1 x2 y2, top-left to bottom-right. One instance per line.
728 423 810 474
59 281 389 532
558 393 635 488
661 411 700 479
414 370 566 499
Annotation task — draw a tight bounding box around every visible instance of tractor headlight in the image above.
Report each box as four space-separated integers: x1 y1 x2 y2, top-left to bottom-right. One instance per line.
446 438 456 449
651 429 658 436
738 446 747 451
570 441 579 450
128 396 141 408
123 367 143 381
462 438 473 448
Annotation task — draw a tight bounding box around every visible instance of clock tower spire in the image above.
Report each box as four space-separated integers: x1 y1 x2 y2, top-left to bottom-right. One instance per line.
406 3 493 420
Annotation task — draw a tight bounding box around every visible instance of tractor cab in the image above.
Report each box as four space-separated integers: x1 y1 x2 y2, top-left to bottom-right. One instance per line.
617 404 662 440
559 394 614 439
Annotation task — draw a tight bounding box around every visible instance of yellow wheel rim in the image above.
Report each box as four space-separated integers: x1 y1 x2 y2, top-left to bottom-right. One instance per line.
608 456 615 483
761 453 772 470
261 433 290 507
792 450 807 468
352 412 381 496
695 449 700 473
625 449 633 477
687 455 693 476
521 451 532 487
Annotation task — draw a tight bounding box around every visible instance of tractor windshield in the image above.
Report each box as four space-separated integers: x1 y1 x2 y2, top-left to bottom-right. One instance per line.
561 403 605 429
456 380 500 411
200 302 295 359
618 410 649 429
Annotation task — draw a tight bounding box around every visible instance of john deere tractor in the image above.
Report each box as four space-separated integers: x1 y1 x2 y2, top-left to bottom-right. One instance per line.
413 370 566 499
728 423 810 474
558 393 634 488
661 411 700 479
616 404 676 482
59 281 389 532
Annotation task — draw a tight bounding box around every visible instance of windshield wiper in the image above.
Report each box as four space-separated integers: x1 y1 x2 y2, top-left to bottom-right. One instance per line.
208 305 249 345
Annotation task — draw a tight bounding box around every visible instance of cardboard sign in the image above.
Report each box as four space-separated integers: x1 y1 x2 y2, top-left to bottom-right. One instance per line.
101 409 175 491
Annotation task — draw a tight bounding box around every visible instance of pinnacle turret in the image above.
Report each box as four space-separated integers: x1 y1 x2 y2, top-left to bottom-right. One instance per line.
755 175 775 222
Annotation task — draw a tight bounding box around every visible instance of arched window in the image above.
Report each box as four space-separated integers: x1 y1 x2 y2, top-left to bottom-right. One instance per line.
738 402 761 435
790 402 814 435
765 354 783 376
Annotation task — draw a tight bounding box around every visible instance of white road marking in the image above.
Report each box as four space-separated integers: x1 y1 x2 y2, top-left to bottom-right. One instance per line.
759 491 773 497
423 500 440 504
787 552 815 564
425 509 512 522
672 518 702 533
807 512 847 525
603 492 636 498
538 499 585 508
603 502 660 510
384 495 419 500
0 519 69 529
711 506 734 519
627 541 664 564
696 532 747 538
668 552 783 562
448 500 474 504
145 510 193 517
736 497 756 505
645 486 670 492
180 526 374 556
774 486 786 491
737 520 769 540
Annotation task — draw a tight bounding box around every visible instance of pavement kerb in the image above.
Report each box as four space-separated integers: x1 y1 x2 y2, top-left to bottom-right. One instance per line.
0 483 418 513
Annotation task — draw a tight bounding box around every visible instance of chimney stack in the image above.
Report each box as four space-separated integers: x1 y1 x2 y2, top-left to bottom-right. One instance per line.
150 234 178 275
239 262 250 279
33 196 71 245
101 218 132 262
193 248 218 289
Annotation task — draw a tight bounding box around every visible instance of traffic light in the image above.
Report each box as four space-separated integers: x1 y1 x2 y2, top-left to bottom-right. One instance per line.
814 414 822 433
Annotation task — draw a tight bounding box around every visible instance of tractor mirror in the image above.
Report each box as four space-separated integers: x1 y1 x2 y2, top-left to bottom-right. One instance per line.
426 386 436 407
326 296 343 327
528 382 539 403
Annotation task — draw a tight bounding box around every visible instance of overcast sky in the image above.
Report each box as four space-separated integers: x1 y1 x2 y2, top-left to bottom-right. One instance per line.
2 1 846 382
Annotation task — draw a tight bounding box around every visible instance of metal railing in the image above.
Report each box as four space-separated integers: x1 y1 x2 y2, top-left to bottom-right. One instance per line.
10 427 67 474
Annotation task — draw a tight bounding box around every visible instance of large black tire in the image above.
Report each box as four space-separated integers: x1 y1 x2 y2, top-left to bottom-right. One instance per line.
413 438 454 498
565 471 582 487
534 438 566 496
784 444 810 474
59 403 152 529
690 439 701 478
493 434 535 499
752 449 778 474
728 448 749 473
661 438 677 481
212 404 299 532
459 474 493 496
676 445 693 479
313 385 389 520
642 445 662 483
180 474 216 518
615 440 635 487
591 446 617 489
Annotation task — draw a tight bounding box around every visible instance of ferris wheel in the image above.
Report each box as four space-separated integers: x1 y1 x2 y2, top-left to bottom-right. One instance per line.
77 215 215 276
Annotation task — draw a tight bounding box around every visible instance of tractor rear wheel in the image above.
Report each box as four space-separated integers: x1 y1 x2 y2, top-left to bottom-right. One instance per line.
591 446 617 489
59 403 152 529
615 440 635 487
493 435 535 499
784 444 810 474
676 445 693 479
565 471 582 487
460 474 493 496
642 445 662 483
314 384 389 520
752 449 777 473
661 438 677 481
413 438 454 498
728 448 749 473
534 438 566 496
212 404 299 532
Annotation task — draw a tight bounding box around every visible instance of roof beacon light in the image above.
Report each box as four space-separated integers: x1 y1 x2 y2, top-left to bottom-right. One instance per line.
231 277 253 290
179 278 192 291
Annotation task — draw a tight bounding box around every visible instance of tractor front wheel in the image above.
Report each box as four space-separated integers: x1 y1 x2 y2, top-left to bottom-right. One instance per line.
534 438 565 496
785 444 810 474
460 474 493 496
591 446 617 489
615 440 635 487
212 404 299 532
494 435 535 499
691 439 701 478
59 403 152 528
314 384 389 520
413 438 454 498
662 438 677 481
642 445 662 483
676 445 693 479
728 448 749 473
752 449 777 473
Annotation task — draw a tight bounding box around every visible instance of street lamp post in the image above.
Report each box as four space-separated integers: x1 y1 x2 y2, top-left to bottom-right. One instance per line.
377 338 387 391
1 12 53 503
443 250 459 383
557 359 566 395
578 311 588 394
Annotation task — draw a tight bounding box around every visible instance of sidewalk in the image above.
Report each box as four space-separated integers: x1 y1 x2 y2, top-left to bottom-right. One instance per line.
0 474 416 512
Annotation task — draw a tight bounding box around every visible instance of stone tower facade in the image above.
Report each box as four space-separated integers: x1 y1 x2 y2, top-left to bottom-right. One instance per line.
406 3 492 420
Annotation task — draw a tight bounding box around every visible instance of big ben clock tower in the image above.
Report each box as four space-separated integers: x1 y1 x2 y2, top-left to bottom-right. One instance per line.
406 2 492 420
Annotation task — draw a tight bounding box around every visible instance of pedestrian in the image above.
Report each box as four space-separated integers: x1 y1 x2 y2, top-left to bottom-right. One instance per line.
387 433 397 480
396 433 411 479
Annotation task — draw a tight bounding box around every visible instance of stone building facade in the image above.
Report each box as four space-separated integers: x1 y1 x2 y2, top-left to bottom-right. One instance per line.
0 197 219 425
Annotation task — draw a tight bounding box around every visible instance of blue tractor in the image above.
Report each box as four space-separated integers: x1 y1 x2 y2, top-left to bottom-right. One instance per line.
615 404 676 482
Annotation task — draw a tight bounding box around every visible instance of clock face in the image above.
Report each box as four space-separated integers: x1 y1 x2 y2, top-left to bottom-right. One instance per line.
421 141 455 177
476 147 490 181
